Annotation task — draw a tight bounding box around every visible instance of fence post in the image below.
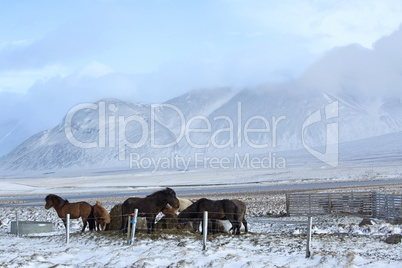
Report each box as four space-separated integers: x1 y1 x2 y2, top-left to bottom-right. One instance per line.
66 214 70 245
306 216 312 258
129 209 138 245
286 194 290 216
203 211 208 250
126 215 132 244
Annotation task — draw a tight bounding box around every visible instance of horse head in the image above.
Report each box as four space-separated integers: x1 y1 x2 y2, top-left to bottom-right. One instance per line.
165 188 180 209
176 213 188 229
45 194 56 209
45 194 65 209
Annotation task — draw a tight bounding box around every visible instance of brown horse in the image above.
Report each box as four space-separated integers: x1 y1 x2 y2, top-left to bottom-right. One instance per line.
45 194 95 232
177 198 240 235
93 201 111 231
120 188 179 234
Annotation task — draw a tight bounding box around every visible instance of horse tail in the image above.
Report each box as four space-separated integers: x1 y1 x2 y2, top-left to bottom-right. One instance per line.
234 202 239 222
88 205 95 231
233 201 241 234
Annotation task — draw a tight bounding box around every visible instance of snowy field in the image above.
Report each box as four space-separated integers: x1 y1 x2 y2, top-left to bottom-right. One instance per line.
0 165 402 267
1 164 402 198
1 205 402 267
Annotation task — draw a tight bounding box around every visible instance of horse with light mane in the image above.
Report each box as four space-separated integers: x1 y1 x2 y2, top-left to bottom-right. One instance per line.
93 201 111 231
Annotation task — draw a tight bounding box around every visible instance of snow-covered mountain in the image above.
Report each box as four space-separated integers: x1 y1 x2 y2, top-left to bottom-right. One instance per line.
0 119 30 156
0 87 401 173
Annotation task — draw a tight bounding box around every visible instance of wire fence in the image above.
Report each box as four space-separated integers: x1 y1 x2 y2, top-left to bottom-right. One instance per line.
6 195 402 257
286 192 402 219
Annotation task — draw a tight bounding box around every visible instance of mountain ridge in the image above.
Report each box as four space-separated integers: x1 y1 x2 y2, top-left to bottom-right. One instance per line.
0 87 401 173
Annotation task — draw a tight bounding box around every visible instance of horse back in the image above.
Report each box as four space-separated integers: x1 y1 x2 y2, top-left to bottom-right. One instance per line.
178 200 200 219
232 199 246 219
195 199 224 219
122 197 152 216
215 199 238 220
67 201 92 219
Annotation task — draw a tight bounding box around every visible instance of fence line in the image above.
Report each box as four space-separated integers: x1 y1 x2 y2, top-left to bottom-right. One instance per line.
286 192 402 219
372 193 402 219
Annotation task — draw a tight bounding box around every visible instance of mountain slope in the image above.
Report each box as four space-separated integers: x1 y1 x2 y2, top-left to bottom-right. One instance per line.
0 87 401 173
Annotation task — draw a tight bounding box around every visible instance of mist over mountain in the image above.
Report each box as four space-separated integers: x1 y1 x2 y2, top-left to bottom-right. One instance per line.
1 27 402 173
0 86 401 173
1 26 402 160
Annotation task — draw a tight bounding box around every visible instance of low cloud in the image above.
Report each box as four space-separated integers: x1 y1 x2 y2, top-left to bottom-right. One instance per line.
300 26 402 100
1 25 402 156
0 25 105 72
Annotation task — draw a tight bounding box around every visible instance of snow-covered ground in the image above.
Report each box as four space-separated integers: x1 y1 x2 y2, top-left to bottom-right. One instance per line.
1 164 402 198
1 205 402 267
0 165 402 267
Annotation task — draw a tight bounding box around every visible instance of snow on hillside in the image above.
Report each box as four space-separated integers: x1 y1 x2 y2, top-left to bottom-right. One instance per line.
0 88 401 173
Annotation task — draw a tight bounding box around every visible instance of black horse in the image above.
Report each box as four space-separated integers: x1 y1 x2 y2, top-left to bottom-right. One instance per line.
120 188 179 234
177 198 241 235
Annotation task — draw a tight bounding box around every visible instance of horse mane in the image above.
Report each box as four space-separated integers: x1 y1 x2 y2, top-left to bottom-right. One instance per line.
45 194 69 207
94 200 110 222
146 187 174 198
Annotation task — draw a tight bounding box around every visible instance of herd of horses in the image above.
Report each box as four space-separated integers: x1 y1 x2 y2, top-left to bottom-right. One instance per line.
44 188 248 235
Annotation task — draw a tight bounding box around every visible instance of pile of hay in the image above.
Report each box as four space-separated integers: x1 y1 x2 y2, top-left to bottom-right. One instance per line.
107 203 122 231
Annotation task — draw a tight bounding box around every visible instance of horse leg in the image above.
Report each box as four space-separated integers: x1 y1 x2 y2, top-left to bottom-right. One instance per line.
228 220 236 234
233 220 241 235
243 219 248 233
193 219 200 232
151 220 155 233
146 217 153 234
87 207 96 231
81 217 88 232
235 222 240 235
211 219 218 234
120 215 128 233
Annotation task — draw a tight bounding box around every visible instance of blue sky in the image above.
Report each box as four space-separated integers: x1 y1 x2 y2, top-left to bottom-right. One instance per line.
1 0 402 101
1 0 402 156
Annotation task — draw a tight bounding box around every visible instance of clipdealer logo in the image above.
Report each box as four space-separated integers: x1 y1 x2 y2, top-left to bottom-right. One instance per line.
302 101 339 167
64 100 339 170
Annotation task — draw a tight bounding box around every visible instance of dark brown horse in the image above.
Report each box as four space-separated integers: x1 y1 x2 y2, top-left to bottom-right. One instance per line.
120 188 179 234
177 198 241 235
45 194 95 232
